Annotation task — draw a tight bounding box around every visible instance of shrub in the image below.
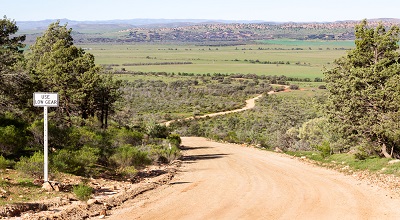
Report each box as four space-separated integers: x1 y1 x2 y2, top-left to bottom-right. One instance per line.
28 120 71 150
150 144 181 164
73 183 93 201
110 145 151 168
289 84 299 90
15 152 44 178
273 86 285 92
0 155 13 169
167 134 182 147
317 141 331 158
52 146 99 176
146 123 169 138
116 166 138 179
318 84 326 89
68 126 102 149
0 125 27 156
298 117 329 149
113 128 143 147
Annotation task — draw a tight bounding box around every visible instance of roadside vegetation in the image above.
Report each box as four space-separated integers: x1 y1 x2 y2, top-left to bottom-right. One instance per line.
0 17 182 205
0 16 400 208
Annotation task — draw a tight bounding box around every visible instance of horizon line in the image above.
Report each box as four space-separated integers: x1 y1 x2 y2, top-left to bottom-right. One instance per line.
15 17 400 23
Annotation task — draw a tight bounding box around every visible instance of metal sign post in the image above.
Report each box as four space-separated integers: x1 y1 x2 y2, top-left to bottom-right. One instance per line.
33 92 58 182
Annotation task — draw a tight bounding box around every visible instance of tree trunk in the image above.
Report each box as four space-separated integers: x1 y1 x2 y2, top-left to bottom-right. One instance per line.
105 104 108 129
381 142 392 158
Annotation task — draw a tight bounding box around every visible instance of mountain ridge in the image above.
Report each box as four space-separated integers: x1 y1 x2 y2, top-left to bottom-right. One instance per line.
16 18 400 31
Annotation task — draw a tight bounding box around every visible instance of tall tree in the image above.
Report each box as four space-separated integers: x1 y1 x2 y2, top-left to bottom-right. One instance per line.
26 21 121 127
0 16 25 75
324 20 400 158
95 74 124 129
0 16 26 113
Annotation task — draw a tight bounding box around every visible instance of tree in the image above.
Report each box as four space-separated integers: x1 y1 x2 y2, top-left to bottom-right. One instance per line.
0 16 25 75
94 73 123 129
324 20 400 158
26 21 121 127
0 16 26 113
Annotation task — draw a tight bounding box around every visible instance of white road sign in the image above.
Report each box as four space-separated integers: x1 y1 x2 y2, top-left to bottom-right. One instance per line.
33 92 59 107
33 92 59 183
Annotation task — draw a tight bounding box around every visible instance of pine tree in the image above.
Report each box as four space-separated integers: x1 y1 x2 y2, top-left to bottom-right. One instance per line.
324 20 400 158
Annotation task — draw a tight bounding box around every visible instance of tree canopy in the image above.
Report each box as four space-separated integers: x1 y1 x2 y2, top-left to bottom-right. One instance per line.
0 16 25 75
324 20 400 158
26 21 122 127
0 16 26 112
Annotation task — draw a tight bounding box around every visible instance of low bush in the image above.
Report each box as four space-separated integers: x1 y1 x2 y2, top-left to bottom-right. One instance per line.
52 146 100 176
73 183 93 201
0 125 27 156
113 128 143 147
167 134 182 147
317 141 331 158
116 166 138 179
0 155 13 169
15 152 44 178
147 123 169 139
110 145 151 168
150 144 181 164
273 86 285 92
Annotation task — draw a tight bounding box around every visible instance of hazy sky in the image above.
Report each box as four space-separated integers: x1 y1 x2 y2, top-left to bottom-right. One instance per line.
2 0 399 22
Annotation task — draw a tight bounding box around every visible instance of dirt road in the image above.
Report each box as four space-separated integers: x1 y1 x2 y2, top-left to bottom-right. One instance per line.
109 137 400 220
164 94 263 126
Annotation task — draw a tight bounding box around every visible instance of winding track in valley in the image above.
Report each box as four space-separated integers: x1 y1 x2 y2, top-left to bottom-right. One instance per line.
108 90 400 220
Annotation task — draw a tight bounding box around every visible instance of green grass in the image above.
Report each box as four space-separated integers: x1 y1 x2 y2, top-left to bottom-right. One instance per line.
287 151 400 176
81 42 350 79
257 39 355 48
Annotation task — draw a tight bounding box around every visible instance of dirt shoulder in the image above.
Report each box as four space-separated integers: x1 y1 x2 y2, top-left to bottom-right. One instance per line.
3 164 179 220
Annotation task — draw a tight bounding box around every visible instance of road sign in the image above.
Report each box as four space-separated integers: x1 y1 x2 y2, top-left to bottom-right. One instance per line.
33 92 59 183
33 92 59 107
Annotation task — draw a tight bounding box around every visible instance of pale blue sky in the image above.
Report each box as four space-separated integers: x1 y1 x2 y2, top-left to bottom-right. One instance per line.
2 0 399 22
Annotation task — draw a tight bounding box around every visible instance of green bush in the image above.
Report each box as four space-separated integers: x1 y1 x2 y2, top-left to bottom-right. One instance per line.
73 183 93 201
274 86 285 92
116 166 138 179
0 125 27 156
15 152 44 178
317 141 331 158
68 126 102 149
28 120 71 150
167 133 182 147
52 146 99 176
0 155 13 169
110 145 151 168
146 123 169 138
150 144 181 164
113 128 143 147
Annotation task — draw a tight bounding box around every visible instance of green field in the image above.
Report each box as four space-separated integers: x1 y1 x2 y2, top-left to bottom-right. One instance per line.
82 40 354 79
258 39 355 48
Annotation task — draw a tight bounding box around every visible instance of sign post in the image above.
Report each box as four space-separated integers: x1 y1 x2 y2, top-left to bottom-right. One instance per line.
33 92 58 182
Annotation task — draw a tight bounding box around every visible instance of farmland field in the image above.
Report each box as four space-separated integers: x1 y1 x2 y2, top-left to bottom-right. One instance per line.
81 40 355 79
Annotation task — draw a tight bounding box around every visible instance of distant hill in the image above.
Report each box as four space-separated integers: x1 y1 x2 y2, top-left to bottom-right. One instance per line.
16 18 268 31
16 18 400 44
